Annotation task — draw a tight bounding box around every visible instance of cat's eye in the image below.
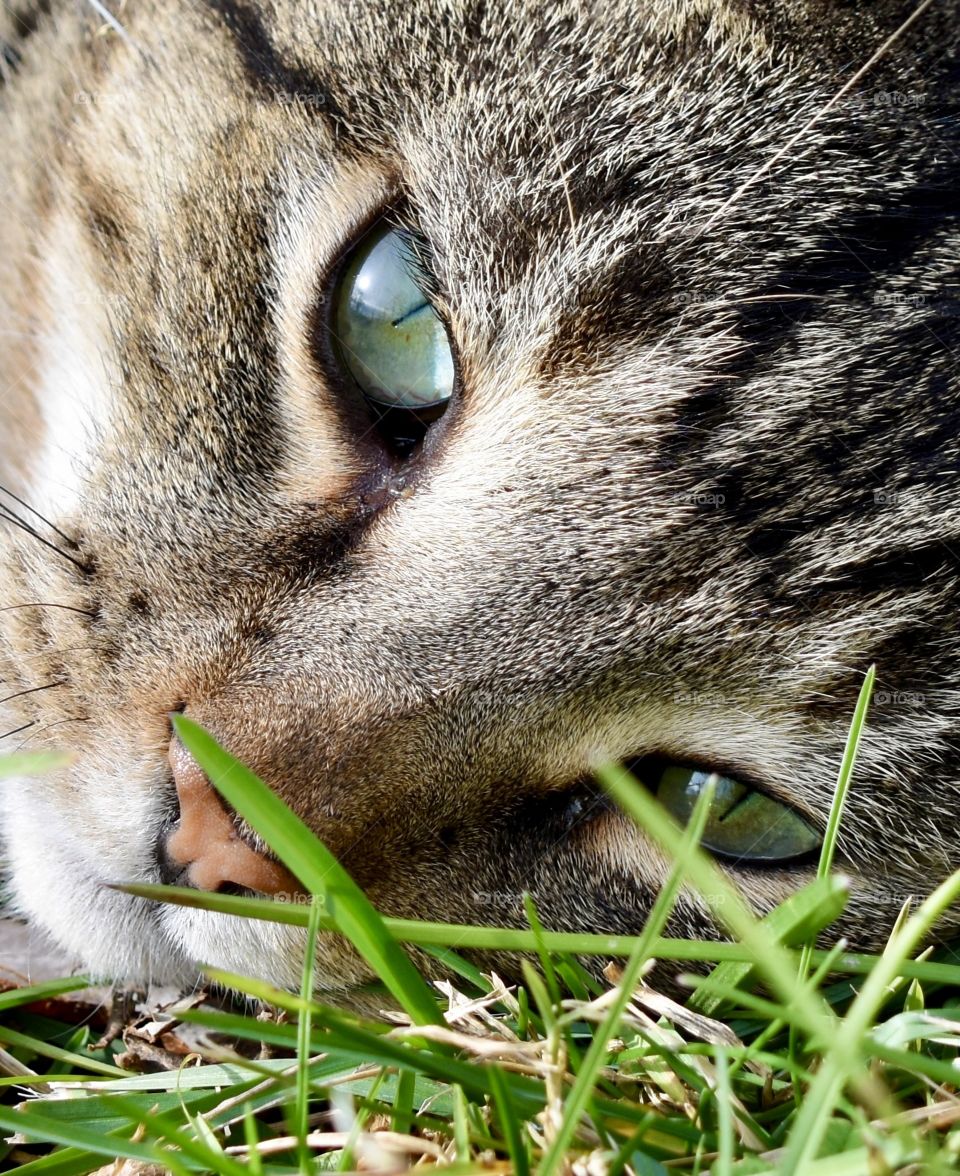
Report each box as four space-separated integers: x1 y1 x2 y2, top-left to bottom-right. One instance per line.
653 765 821 864
331 223 454 419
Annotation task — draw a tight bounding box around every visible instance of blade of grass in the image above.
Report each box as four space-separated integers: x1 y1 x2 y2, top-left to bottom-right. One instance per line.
391 1067 416 1136
296 895 323 1174
120 881 855 965
788 667 873 1106
779 864 960 1171
0 1104 173 1168
177 1005 547 1115
818 666 874 881
0 1150 107 1176
713 1048 734 1176
452 1085 472 1162
690 875 850 1016
489 1061 530 1176
523 894 562 1010
0 752 73 779
536 776 715 1176
242 1104 264 1176
596 761 837 1040
796 667 874 994
0 976 92 1012
96 1092 250 1176
0 1025 125 1077
171 714 441 1027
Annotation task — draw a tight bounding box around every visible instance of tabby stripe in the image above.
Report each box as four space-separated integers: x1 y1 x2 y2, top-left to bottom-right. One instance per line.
204 0 347 139
0 0 51 83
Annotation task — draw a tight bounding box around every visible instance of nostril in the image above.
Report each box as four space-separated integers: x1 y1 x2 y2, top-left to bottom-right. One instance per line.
164 734 301 897
155 822 189 888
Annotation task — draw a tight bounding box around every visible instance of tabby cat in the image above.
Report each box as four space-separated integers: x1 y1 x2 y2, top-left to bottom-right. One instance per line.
0 0 958 997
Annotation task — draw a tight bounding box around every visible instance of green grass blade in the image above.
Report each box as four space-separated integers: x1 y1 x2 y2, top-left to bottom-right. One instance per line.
119 880 848 964
690 874 849 1016
242 1104 264 1176
391 1067 416 1135
489 1062 530 1176
818 665 874 882
0 976 92 1012
596 760 837 1040
780 864 960 1171
0 752 73 779
0 1105 172 1168
171 714 441 1026
452 1085 472 1162
713 1047 734 1176
296 895 323 1173
536 776 715 1176
0 1025 125 1077
0 1149 107 1176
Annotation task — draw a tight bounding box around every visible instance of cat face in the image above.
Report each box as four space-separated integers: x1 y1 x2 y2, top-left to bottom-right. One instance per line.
1 0 958 995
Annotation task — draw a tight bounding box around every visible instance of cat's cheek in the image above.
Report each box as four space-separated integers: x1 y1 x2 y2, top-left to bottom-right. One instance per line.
0 783 195 985
26 211 118 525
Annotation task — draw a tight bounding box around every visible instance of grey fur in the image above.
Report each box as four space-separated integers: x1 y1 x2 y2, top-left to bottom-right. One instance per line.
0 0 958 994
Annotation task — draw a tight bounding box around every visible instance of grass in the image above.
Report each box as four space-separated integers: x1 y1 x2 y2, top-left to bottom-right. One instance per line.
3 670 960 1173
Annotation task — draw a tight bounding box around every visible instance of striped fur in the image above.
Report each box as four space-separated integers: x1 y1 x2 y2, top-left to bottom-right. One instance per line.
0 0 958 994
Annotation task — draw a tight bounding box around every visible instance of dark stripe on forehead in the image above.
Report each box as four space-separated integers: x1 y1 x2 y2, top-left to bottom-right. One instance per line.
204 0 348 141
592 163 960 385
0 0 51 81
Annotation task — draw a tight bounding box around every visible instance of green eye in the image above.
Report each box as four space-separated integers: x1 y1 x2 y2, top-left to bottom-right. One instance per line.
331 223 454 412
655 765 821 864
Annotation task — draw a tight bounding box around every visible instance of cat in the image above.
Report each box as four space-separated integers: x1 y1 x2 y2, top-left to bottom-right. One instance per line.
0 0 958 999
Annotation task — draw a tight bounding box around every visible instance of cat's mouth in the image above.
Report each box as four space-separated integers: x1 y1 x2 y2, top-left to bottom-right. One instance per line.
158 737 301 898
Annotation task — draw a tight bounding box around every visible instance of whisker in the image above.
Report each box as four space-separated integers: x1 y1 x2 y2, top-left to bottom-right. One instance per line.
0 509 89 573
0 603 96 617
0 721 35 740
0 681 63 707
698 0 938 235
0 484 76 548
14 717 88 751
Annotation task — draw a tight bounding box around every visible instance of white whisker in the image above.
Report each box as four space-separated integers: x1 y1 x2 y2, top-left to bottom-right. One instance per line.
698 0 939 236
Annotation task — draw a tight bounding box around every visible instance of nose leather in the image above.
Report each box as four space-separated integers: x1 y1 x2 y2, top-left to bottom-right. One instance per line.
165 737 300 896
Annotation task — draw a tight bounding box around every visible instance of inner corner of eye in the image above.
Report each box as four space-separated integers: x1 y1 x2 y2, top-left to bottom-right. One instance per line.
329 221 455 416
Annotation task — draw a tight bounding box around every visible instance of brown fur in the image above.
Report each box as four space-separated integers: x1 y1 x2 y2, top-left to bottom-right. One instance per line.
1 0 959 995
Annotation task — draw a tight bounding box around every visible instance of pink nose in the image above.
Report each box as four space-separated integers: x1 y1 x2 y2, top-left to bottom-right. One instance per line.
165 736 300 896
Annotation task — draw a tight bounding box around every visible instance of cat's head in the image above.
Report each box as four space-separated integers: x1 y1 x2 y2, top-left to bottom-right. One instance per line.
1 0 958 994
